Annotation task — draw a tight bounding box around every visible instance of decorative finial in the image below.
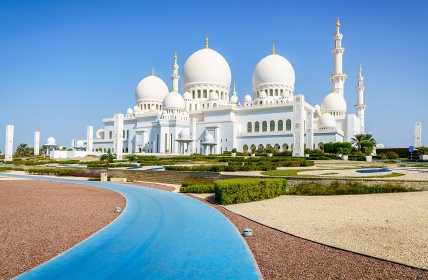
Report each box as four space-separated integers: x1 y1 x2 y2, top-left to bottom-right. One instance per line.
174 51 177 60
272 43 275 55
205 36 209 49
336 16 341 28
233 82 236 92
151 67 154 76
358 64 362 73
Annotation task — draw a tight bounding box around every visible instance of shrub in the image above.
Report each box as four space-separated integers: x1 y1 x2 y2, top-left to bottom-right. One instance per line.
214 178 287 205
180 184 216 193
287 181 416 196
379 151 399 160
26 168 84 176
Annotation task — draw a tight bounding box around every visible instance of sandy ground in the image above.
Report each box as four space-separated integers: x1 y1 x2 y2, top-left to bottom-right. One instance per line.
225 191 428 269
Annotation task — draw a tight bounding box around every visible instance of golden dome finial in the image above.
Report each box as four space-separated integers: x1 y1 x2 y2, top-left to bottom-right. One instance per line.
151 67 154 76
205 36 209 49
272 43 275 55
233 82 236 91
336 16 341 28
174 51 177 60
358 64 362 73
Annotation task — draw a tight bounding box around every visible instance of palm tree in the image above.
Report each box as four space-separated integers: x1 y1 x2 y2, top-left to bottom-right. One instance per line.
14 143 32 157
351 134 377 151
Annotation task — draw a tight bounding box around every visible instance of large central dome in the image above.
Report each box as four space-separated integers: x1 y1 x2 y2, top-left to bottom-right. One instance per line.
252 53 295 91
182 48 231 88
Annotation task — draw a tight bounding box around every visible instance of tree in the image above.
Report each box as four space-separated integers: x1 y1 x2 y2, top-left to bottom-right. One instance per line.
126 154 137 165
351 134 377 151
100 151 116 163
14 143 32 157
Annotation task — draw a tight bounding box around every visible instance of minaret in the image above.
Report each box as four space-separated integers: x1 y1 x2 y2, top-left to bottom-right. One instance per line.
171 51 180 92
329 17 347 98
354 65 367 134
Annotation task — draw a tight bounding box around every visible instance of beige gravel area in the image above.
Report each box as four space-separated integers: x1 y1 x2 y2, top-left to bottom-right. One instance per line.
226 191 428 269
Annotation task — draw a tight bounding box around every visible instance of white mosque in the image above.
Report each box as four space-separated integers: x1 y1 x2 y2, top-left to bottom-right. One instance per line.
78 18 367 158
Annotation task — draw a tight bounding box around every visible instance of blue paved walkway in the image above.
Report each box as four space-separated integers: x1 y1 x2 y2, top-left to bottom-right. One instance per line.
1 174 261 279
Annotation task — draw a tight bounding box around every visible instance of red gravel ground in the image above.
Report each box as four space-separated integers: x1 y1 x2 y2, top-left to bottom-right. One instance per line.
0 180 126 279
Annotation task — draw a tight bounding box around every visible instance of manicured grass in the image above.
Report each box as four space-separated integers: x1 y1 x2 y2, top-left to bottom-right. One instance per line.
261 169 310 176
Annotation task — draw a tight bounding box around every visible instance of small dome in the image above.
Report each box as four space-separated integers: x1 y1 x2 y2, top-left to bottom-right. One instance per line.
205 133 215 143
318 112 336 129
182 48 231 88
259 91 267 99
314 105 321 113
46 137 56 145
244 95 252 102
76 140 84 147
126 108 133 114
133 105 140 112
183 91 192 100
321 92 347 112
96 128 105 139
162 91 185 110
209 91 219 100
135 75 169 103
252 53 295 90
230 95 238 104
179 129 190 139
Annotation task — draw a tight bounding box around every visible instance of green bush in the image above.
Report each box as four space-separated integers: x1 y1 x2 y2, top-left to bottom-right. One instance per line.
214 178 287 205
26 168 84 176
180 184 216 193
379 151 399 160
287 181 416 196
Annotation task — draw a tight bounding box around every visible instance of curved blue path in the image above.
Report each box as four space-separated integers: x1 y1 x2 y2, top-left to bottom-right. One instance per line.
1 174 261 279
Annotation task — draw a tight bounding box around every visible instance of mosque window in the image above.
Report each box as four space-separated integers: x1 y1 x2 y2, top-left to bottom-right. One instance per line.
250 144 256 151
262 121 267 132
280 89 283 96
275 89 278 96
274 144 280 151
243 145 248 152
123 130 125 138
203 90 207 98
278 120 283 131
198 90 201 98
258 144 264 151
109 131 112 139
247 122 252 133
286 119 291 131
192 91 195 99
189 104 192 111
270 120 275 132
283 143 289 150
255 121 259 132
270 89 273 96
195 104 198 110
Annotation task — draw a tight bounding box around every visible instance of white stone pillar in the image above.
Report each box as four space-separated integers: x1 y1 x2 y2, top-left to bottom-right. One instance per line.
87 126 93 153
189 118 196 154
34 131 40 156
114 113 124 160
306 110 314 150
5 125 14 162
415 122 422 148
292 95 305 157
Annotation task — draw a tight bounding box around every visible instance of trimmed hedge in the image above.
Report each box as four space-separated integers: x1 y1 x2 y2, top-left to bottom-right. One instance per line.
180 184 216 193
26 168 84 176
288 181 417 196
214 178 287 205
376 148 413 158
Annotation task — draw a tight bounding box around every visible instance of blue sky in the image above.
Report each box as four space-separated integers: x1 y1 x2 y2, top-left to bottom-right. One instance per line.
1 0 428 151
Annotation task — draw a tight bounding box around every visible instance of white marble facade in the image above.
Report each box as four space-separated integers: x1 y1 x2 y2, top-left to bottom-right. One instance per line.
84 19 366 156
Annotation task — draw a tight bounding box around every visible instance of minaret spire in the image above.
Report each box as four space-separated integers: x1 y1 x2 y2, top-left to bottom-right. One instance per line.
205 36 209 49
171 52 180 92
272 43 275 55
329 16 347 98
151 67 155 76
354 65 367 134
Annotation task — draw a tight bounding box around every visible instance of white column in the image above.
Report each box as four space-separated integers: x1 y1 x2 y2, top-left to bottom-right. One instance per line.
329 18 347 98
114 113 124 160
171 52 180 92
87 126 93 153
189 118 196 154
292 95 305 157
34 131 40 156
5 125 14 162
354 65 367 134
415 122 422 148
306 110 314 150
